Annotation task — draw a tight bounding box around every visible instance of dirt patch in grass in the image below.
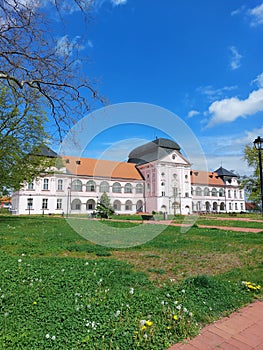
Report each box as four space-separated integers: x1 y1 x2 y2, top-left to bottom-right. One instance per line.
111 250 243 284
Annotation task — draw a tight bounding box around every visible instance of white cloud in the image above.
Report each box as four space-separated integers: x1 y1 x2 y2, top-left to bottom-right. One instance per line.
55 35 84 57
87 40 94 48
206 75 263 127
197 85 237 102
229 46 242 70
111 0 127 6
252 72 263 88
187 110 200 118
91 0 127 9
248 3 263 26
198 131 263 175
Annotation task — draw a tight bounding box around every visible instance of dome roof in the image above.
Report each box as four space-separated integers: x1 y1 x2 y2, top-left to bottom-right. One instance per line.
128 138 181 165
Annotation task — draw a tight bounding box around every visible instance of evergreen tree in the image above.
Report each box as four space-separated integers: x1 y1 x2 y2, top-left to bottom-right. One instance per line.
96 192 115 219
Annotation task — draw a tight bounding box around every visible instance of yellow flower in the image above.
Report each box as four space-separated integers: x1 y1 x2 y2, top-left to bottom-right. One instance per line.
167 326 172 330
173 315 178 321
145 320 153 326
33 301 37 305
141 326 147 331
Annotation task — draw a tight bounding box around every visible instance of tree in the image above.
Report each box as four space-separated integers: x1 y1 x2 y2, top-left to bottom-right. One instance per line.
0 0 102 140
96 192 114 219
242 143 261 207
0 84 55 193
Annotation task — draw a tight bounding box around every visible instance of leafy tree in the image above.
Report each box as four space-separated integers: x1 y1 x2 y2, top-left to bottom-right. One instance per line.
96 192 115 219
0 84 54 193
242 143 262 207
0 0 103 140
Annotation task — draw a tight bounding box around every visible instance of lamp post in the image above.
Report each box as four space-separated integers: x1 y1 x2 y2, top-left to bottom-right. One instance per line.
253 136 263 215
66 186 71 218
28 194 32 215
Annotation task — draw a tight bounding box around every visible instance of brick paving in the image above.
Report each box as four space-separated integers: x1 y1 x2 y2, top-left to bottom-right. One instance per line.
168 301 263 350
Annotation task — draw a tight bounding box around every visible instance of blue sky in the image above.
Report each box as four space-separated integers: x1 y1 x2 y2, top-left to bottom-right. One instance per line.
50 0 263 175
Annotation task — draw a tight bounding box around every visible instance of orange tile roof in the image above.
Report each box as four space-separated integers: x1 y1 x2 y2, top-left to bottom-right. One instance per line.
62 156 143 181
190 170 224 186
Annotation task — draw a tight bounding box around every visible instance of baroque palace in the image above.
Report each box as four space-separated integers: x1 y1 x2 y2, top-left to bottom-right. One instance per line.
12 138 245 215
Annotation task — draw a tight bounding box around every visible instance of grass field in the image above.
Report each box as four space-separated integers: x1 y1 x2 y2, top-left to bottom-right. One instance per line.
0 215 262 349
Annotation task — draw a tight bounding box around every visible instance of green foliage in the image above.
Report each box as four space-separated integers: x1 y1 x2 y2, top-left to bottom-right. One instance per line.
242 143 262 205
96 192 114 219
0 216 262 349
0 84 53 192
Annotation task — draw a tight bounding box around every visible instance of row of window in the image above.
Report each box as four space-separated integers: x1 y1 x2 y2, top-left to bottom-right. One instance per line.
28 179 144 194
193 201 244 211
71 199 143 211
192 187 243 199
27 198 61 210
27 198 143 212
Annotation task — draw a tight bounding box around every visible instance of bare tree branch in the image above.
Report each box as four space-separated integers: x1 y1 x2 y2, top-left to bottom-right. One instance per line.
0 0 104 140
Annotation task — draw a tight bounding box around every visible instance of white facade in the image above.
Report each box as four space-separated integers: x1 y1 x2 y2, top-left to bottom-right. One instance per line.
138 150 192 215
12 169 145 216
11 139 246 216
191 171 245 214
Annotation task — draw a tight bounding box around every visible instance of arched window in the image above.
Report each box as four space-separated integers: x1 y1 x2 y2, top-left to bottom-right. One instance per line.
113 200 121 211
211 188 217 197
161 205 167 212
86 180 96 192
219 188 224 197
204 187 209 196
135 183 143 194
112 182 121 193
220 202 225 211
86 199 96 210
71 199 81 210
100 181 109 193
136 200 143 212
72 180 82 192
124 183 132 193
125 200 132 211
196 187 202 196
213 202 218 211
205 201 210 211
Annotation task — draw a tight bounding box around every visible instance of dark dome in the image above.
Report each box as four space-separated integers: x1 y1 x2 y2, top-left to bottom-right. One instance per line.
128 138 181 165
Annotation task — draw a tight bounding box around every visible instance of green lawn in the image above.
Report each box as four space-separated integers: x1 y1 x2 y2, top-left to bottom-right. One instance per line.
0 215 262 349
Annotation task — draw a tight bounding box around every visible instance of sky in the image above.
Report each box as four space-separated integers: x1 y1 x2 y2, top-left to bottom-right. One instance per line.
49 0 263 175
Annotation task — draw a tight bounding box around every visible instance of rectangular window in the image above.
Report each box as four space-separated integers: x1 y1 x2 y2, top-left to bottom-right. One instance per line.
161 191 165 197
43 179 49 190
42 198 48 209
229 203 232 211
28 182 34 190
57 179 63 191
235 203 238 210
57 199 62 210
228 190 231 198
27 198 33 209
240 191 243 199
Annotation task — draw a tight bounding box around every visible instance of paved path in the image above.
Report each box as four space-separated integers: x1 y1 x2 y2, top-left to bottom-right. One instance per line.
168 300 263 350
139 220 263 233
